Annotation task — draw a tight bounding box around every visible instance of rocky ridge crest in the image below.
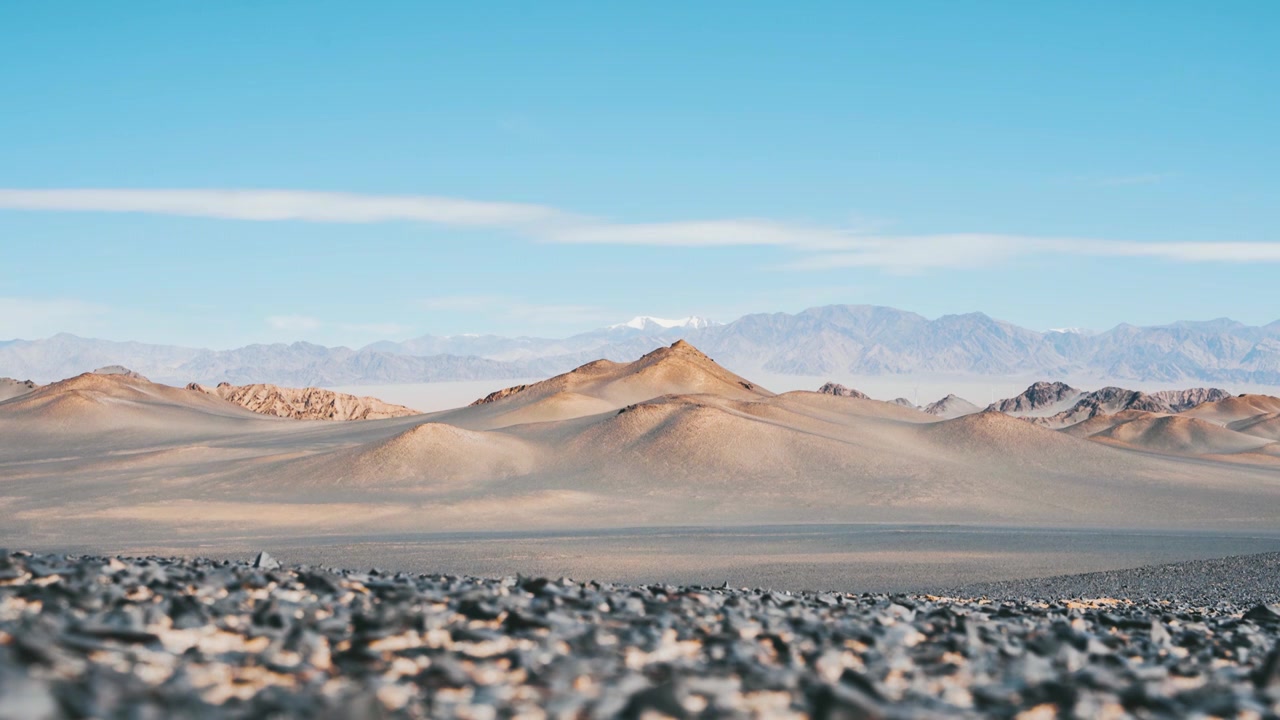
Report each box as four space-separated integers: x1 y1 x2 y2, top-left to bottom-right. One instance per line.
187 382 419 421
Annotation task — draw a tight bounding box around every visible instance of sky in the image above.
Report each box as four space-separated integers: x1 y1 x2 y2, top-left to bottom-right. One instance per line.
2 2 1279 349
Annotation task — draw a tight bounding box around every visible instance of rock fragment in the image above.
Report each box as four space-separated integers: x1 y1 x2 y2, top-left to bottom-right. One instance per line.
0 551 1276 718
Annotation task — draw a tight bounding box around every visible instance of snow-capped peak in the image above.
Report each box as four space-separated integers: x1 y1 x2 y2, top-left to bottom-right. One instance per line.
1047 327 1090 335
608 316 718 331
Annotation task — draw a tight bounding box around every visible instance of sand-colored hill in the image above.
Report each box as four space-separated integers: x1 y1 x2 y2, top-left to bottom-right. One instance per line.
445 340 773 429
0 378 38 402
0 371 265 433
1181 394 1280 425
1058 409 1161 439
0 372 284 476
187 382 419 421
1089 414 1275 456
1227 413 1280 442
1 342 1279 548
275 421 539 489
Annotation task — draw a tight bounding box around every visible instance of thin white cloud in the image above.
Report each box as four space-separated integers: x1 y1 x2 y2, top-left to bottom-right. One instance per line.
1060 240 1280 262
547 219 854 249
0 297 109 340
4 187 1280 270
0 189 562 226
790 235 1280 270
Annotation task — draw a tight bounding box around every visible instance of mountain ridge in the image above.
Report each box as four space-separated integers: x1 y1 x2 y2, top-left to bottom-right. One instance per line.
6 340 1278 544
4 305 1280 386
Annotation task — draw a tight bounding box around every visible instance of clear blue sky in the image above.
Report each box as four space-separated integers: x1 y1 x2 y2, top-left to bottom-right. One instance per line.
2 1 1278 348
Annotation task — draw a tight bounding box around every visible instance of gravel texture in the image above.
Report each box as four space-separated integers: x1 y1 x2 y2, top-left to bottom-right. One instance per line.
0 549 1278 719
952 552 1280 608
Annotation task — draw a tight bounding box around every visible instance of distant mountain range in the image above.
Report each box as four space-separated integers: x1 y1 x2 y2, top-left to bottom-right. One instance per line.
3 305 1280 386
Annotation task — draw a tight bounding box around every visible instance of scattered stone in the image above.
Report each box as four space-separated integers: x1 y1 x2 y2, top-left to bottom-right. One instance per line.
0 551 1276 718
253 551 280 570
817 382 870 400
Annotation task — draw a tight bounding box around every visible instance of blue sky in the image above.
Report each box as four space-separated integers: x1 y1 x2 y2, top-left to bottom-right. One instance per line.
2 2 1278 348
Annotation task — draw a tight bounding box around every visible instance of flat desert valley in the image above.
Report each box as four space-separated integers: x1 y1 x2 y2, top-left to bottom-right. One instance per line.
4 340 1279 592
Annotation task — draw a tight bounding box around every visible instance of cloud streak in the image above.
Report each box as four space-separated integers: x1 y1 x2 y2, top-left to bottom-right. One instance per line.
4 188 1280 269
0 189 561 226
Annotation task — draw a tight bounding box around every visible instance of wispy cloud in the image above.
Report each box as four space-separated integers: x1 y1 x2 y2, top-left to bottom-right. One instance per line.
791 235 1280 270
547 219 852 249
0 189 562 226
0 297 109 340
4 187 1279 270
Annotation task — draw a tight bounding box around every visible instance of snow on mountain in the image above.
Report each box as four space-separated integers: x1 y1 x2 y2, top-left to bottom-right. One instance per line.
608 316 719 331
5 305 1280 386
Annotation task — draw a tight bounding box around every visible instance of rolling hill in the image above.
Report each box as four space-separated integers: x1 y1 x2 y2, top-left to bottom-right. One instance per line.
1 340 1277 549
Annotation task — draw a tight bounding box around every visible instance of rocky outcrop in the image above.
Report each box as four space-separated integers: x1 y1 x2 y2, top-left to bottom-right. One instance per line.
187 382 419 421
816 382 870 400
471 384 532 406
988 381 1080 415
891 398 918 409
92 365 148 380
1032 386 1235 428
1147 387 1233 413
922 394 980 419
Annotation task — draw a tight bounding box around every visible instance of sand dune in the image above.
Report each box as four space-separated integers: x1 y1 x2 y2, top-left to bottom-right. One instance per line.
0 372 268 439
1181 394 1280 425
274 421 540 489
1058 409 1161 439
443 340 772 429
0 378 39 402
1227 413 1280 441
1 341 1279 547
1090 414 1275 456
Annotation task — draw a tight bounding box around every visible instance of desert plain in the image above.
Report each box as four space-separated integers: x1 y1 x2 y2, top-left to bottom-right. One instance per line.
5 341 1280 717
3 340 1279 592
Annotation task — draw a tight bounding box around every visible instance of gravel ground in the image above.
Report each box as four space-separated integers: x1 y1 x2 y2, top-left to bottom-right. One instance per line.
952 552 1280 608
1 550 1279 719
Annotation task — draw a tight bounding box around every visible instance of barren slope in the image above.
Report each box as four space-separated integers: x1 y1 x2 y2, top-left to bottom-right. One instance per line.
1 343 1279 545
442 340 773 429
1091 415 1275 456
1181 394 1280 424
0 378 38 402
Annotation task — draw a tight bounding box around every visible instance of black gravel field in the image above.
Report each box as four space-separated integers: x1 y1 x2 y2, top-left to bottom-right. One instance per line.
1 550 1278 719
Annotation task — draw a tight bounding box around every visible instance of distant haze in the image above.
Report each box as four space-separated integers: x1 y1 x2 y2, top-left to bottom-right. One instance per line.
3 305 1279 391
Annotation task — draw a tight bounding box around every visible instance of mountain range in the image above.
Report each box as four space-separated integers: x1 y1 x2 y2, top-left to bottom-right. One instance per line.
3 305 1280 386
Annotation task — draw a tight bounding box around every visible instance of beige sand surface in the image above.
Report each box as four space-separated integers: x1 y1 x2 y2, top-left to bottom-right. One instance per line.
2 345 1280 590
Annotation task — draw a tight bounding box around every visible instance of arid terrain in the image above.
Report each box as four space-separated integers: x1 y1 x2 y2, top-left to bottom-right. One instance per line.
2 340 1279 593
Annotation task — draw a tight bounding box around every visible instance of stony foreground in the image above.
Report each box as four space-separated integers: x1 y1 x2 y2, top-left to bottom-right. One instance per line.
0 551 1278 719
